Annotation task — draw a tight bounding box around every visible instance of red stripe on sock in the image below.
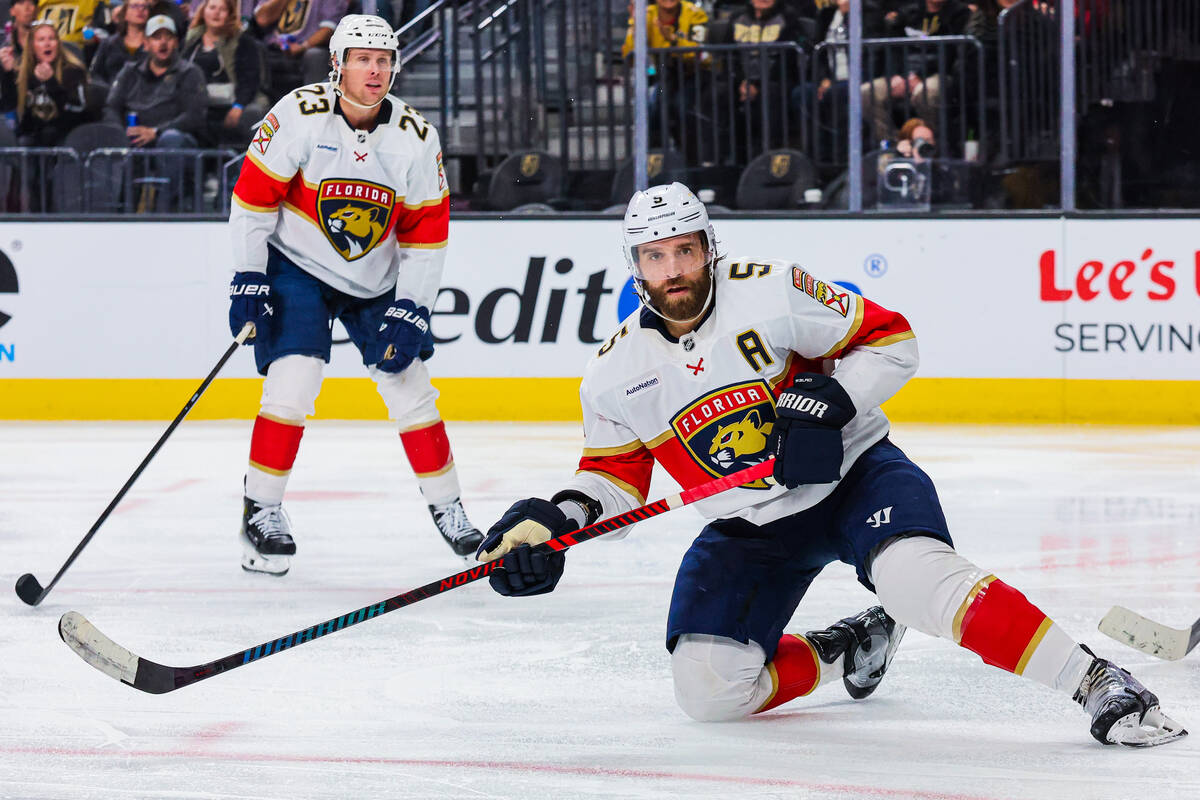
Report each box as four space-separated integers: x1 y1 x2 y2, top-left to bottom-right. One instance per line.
958 579 1049 673
755 634 820 713
248 415 304 473
400 421 452 475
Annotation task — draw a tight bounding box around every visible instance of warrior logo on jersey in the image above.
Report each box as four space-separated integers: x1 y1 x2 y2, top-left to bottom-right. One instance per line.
792 267 849 317
317 179 396 261
670 380 775 489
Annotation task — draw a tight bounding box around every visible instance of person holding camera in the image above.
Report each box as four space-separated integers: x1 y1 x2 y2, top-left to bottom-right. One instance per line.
895 115 935 160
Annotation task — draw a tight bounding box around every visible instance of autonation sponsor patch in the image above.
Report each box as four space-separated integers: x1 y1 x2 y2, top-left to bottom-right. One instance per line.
624 372 662 398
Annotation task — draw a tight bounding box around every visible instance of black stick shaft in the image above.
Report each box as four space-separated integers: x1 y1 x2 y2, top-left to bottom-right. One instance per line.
24 325 252 605
129 461 776 693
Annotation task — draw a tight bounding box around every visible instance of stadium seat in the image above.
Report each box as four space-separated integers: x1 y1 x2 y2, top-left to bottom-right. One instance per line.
64 122 129 153
63 124 130 212
610 149 687 206
734 148 818 210
483 151 564 211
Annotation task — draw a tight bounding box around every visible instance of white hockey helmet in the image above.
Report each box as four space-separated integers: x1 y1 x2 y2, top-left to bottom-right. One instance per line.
622 182 719 324
328 14 400 97
622 182 718 280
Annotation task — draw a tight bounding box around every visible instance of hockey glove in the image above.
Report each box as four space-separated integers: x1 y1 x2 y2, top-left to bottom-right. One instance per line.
768 373 856 488
476 498 571 597
228 271 273 342
375 299 430 374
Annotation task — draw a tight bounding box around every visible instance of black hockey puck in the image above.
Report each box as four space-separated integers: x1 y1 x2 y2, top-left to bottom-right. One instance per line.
15 573 44 606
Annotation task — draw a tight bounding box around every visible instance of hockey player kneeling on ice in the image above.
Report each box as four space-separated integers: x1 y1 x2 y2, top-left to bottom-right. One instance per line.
476 182 1187 747
226 14 482 575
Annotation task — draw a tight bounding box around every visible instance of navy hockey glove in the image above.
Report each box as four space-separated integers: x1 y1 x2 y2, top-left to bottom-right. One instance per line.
768 373 857 488
375 299 430 374
476 498 571 597
228 271 272 342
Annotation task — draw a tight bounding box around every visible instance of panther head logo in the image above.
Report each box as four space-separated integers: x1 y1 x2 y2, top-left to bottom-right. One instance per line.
326 205 385 258
317 179 395 261
708 409 772 470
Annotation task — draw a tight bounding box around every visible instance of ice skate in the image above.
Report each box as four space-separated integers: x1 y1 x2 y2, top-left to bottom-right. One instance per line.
1073 646 1187 747
806 606 906 700
240 496 297 576
429 498 483 559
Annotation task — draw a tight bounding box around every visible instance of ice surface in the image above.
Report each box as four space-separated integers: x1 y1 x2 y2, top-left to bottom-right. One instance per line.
2 421 1198 799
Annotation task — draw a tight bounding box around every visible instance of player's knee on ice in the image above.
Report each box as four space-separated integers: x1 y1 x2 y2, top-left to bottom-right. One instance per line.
671 634 773 721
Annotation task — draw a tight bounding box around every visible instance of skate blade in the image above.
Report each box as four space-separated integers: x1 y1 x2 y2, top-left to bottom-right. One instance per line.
241 539 291 576
1109 707 1189 748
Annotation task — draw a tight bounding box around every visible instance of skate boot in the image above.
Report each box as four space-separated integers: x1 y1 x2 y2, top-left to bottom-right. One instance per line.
1073 645 1187 747
240 496 297 576
429 498 483 559
805 606 906 700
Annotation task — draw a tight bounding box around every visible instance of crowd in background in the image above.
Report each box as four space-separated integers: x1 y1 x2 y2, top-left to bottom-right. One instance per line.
0 0 421 150
2 0 1196 210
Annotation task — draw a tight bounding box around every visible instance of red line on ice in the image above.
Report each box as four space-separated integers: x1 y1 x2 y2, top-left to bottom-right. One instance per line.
0 746 1009 800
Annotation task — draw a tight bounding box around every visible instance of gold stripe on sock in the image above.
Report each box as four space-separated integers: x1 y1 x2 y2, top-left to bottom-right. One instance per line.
1014 617 1054 676
797 635 821 695
400 419 442 434
259 412 304 426
953 574 996 643
415 461 454 479
756 662 781 713
248 460 290 477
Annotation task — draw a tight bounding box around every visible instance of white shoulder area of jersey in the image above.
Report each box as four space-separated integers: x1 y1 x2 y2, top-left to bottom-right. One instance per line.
581 306 645 389
386 95 441 142
718 255 799 305
267 82 333 121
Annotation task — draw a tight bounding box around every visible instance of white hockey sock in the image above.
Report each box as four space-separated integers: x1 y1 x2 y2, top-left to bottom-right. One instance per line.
871 535 1093 697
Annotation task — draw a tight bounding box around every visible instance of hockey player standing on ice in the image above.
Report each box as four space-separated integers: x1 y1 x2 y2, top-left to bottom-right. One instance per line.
475 182 1187 747
226 14 483 575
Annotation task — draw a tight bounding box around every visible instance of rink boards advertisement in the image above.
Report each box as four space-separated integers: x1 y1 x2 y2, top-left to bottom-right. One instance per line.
0 217 1197 421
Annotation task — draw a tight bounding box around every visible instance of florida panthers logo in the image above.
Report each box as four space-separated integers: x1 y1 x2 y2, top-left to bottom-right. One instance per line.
317 179 395 261
671 380 775 489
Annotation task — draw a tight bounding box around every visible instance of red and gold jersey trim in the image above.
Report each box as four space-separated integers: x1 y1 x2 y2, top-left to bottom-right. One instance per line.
575 468 648 506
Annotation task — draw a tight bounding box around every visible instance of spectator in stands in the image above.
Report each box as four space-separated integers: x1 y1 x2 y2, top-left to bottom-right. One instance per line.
254 0 346 99
12 19 87 143
730 0 807 150
622 0 708 57
893 114 935 160
1 0 37 115
34 0 111 62
103 13 205 147
182 0 265 146
859 0 969 145
794 0 849 154
89 0 149 84
714 0 814 22
623 0 709 157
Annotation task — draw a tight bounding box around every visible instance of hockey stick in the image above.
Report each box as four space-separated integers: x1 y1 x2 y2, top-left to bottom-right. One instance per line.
1098 606 1200 661
59 460 775 694
15 322 256 607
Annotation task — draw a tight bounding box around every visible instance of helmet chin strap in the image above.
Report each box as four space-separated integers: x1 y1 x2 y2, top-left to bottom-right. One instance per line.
334 88 388 110
635 257 716 327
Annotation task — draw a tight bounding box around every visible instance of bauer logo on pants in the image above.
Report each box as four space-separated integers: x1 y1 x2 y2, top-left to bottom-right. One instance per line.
670 380 775 489
318 179 396 261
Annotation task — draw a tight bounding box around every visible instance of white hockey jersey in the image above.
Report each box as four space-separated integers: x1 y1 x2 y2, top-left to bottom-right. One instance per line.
560 258 919 526
229 83 449 305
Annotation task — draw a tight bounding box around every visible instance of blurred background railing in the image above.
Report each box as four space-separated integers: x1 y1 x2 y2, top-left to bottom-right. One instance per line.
3 0 1200 215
